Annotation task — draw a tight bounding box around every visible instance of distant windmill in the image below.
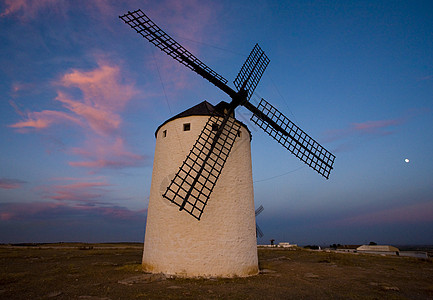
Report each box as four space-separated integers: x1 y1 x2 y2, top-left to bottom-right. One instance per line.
255 205 264 238
120 9 335 278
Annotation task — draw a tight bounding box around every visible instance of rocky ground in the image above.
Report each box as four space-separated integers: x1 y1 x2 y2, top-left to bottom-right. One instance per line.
1 243 432 299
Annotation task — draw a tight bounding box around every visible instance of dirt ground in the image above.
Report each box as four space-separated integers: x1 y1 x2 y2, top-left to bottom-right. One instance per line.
1 243 432 299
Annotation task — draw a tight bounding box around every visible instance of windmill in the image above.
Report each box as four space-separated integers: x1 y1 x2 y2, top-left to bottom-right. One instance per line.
255 205 264 238
120 9 335 278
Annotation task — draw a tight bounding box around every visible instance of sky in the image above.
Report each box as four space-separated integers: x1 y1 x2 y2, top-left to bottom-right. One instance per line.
1 0 432 246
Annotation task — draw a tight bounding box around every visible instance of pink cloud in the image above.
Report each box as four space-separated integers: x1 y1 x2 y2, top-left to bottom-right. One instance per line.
59 62 136 111
54 181 110 190
155 0 218 42
55 92 121 136
45 181 111 203
0 212 14 221
0 201 146 222
90 0 117 18
51 176 107 182
10 60 137 134
0 201 63 221
1 0 32 17
143 0 223 92
352 119 403 133
323 117 406 144
69 137 146 169
0 178 26 189
9 109 83 131
9 59 145 169
34 178 145 221
94 206 147 221
9 100 25 117
0 0 59 19
335 201 433 226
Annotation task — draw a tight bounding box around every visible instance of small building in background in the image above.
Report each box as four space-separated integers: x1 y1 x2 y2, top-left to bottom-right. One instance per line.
257 242 298 248
279 242 297 248
356 245 400 255
335 245 360 253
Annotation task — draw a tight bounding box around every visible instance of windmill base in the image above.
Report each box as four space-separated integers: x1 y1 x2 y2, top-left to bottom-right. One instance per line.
142 260 258 278
143 114 258 278
141 208 259 278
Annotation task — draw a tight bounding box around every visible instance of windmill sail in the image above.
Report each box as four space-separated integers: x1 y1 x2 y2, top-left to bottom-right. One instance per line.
119 9 233 96
255 205 264 216
256 224 264 238
163 114 241 220
255 205 264 238
234 44 270 101
249 98 335 179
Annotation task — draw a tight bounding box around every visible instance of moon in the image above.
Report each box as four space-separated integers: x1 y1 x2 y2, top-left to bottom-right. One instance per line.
404 158 410 163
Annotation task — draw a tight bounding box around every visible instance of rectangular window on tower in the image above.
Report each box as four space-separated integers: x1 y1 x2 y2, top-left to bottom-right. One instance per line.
162 130 167 138
183 123 191 131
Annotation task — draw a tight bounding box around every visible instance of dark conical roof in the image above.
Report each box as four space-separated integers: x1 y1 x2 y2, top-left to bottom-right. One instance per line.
172 100 229 119
155 100 251 139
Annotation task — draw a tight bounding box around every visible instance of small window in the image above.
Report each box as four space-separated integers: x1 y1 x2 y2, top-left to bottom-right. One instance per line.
212 123 219 131
162 130 167 138
237 130 241 137
183 123 191 131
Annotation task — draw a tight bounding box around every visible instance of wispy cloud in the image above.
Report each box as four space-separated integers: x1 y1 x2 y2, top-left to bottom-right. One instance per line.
69 137 146 169
9 59 145 170
418 75 433 81
0 178 26 190
55 91 121 136
0 202 61 221
59 62 136 113
334 201 433 226
142 0 223 93
0 201 146 222
46 181 111 204
0 0 60 19
9 109 83 131
322 116 408 153
9 98 27 118
0 201 146 242
324 107 432 153
2 176 146 222
151 0 218 44
324 117 405 144
352 119 404 133
10 60 137 133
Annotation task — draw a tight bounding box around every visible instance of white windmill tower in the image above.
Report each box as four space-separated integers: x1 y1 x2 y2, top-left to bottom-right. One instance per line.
144 101 257 277
120 10 335 278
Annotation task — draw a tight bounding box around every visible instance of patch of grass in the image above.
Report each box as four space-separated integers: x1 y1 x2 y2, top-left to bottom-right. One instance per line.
115 264 143 272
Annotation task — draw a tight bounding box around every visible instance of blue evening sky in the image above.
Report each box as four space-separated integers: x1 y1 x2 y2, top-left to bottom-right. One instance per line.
1 0 432 245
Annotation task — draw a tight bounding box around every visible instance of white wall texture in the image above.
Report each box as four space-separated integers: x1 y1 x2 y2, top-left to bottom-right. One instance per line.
142 115 258 278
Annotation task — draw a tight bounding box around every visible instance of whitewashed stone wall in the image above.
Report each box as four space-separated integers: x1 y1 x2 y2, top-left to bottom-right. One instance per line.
142 115 258 278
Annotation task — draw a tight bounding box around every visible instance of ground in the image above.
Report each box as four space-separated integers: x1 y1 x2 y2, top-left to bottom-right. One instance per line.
0 243 432 299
